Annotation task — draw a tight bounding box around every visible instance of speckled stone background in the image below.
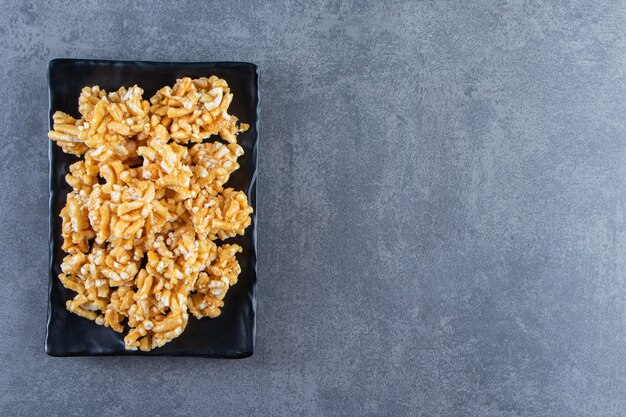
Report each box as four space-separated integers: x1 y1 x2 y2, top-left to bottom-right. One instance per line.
1 1 625 416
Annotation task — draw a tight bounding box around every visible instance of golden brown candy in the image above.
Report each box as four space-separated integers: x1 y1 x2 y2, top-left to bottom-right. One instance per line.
48 77 251 350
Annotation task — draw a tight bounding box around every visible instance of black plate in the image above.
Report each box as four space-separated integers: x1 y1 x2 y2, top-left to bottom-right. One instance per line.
46 59 258 357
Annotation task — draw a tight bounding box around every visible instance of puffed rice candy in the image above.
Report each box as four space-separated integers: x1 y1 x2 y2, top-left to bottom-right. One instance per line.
148 76 249 144
49 77 253 351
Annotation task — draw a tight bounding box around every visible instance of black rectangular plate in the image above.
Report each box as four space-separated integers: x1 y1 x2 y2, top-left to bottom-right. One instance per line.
46 59 258 357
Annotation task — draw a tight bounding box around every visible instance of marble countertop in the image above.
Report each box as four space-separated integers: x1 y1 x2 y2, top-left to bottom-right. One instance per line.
1 1 625 415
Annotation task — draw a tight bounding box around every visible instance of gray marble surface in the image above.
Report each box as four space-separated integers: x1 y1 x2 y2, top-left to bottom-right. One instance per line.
1 1 625 416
